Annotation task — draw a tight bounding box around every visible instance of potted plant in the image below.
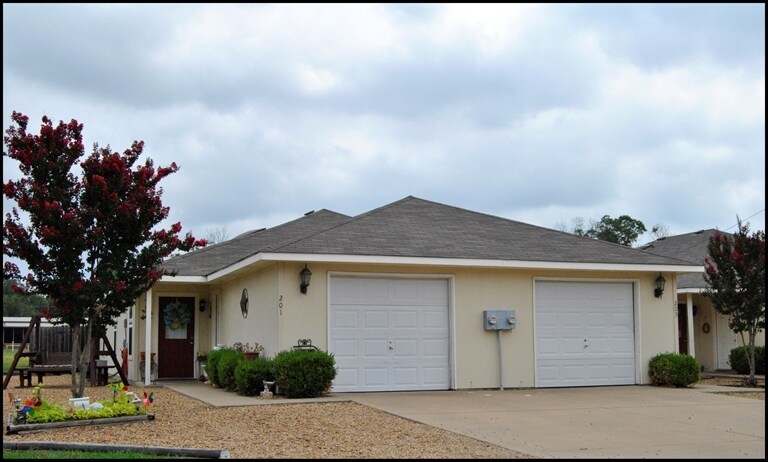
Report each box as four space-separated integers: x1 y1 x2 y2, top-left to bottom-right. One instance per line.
233 342 264 360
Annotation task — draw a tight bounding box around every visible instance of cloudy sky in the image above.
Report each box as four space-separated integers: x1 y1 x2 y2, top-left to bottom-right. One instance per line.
3 4 765 260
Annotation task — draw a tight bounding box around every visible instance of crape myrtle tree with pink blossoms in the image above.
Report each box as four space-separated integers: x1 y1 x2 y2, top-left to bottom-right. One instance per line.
703 219 765 387
3 111 207 398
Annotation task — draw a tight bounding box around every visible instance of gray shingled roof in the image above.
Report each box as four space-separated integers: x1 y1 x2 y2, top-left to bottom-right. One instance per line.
162 196 696 277
638 229 725 290
161 209 351 276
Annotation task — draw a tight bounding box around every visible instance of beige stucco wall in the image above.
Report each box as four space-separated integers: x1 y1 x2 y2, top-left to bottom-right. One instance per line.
117 258 768 388
215 265 279 357
683 293 765 371
274 262 677 389
121 263 689 388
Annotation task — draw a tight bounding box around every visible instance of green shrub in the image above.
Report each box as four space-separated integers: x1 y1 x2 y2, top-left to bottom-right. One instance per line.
648 352 700 387
729 346 765 375
235 357 275 396
271 349 337 398
206 350 224 387
216 349 244 391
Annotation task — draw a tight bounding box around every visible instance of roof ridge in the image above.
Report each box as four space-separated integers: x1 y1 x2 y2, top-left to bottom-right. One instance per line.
269 196 416 252
273 195 665 258
162 209 350 264
405 196 654 253
641 228 727 264
257 209 354 253
642 228 722 246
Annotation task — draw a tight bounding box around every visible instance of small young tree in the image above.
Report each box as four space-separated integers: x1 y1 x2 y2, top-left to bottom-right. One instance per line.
3 111 207 397
703 220 765 386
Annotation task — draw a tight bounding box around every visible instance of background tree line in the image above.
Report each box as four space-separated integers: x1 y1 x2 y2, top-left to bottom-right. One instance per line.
3 279 49 317
555 215 669 247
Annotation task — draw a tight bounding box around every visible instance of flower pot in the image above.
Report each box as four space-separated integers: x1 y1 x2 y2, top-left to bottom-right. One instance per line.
69 397 91 410
243 352 260 361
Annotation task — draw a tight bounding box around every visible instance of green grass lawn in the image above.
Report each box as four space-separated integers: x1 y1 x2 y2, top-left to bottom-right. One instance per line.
3 349 29 373
3 449 186 459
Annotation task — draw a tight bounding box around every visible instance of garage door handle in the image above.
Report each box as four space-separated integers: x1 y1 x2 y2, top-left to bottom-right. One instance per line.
388 340 394 350
584 339 589 348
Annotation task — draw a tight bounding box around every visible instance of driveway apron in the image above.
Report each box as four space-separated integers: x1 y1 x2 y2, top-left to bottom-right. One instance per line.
344 385 765 459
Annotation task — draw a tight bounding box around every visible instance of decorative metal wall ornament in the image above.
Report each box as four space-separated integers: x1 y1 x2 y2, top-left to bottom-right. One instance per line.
293 338 318 350
240 288 249 318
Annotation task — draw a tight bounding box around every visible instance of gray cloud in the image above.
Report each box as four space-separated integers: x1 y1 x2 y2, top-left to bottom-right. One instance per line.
3 3 764 268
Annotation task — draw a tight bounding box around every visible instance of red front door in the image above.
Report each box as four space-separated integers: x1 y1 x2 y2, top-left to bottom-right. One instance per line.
158 296 195 378
677 304 688 355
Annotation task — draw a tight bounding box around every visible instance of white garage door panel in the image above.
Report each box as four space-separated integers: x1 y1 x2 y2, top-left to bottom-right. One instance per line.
536 281 635 388
330 277 450 392
334 367 358 388
333 339 359 358
364 368 387 386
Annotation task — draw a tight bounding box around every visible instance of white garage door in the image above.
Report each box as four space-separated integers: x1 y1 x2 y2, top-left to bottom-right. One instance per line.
330 276 450 392
535 281 635 387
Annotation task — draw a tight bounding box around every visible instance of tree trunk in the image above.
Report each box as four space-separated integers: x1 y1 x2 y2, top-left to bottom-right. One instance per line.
70 325 81 398
746 332 757 387
70 320 94 398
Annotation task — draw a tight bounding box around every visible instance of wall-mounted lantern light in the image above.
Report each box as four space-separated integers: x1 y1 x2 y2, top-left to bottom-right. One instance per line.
199 299 207 313
654 273 666 298
300 264 312 294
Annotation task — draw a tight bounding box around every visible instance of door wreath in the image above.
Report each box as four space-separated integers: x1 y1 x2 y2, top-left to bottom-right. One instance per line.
164 299 191 329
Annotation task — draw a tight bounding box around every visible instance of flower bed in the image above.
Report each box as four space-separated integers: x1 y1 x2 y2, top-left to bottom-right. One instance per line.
5 383 155 435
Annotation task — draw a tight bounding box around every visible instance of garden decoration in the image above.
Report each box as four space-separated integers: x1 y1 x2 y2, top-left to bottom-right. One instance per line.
7 385 44 425
110 382 128 403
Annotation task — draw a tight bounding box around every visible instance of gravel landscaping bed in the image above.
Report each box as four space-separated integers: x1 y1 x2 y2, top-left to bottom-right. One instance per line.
3 374 532 459
697 376 765 401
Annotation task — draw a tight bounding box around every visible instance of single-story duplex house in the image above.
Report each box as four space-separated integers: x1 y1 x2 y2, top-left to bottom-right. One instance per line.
639 229 765 371
114 196 703 391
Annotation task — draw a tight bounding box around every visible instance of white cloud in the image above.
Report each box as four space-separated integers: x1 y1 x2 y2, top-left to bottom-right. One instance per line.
2 2 764 271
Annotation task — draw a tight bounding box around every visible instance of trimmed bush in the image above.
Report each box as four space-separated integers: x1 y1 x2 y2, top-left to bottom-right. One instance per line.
206 349 223 387
271 349 337 398
649 352 700 387
217 349 244 391
729 346 765 375
235 357 275 396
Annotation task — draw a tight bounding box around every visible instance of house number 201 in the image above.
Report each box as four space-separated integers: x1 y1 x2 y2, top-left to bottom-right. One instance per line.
279 295 284 315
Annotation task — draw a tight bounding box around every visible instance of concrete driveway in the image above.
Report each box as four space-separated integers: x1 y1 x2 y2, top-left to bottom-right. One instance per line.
162 380 764 459
343 385 765 459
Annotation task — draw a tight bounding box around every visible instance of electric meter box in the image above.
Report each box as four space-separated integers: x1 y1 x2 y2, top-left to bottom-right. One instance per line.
483 310 516 330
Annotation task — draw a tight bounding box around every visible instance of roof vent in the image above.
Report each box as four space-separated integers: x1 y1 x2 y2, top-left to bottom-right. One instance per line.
304 210 315 216
694 230 704 234
657 237 666 241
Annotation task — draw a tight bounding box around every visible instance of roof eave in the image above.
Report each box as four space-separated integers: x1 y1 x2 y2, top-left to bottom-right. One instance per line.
160 252 704 283
260 252 704 273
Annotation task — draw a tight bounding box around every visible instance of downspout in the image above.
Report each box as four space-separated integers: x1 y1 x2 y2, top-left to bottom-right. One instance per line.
497 330 504 390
